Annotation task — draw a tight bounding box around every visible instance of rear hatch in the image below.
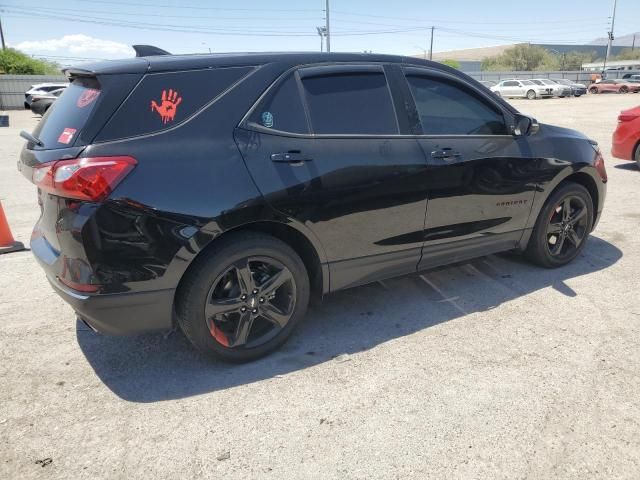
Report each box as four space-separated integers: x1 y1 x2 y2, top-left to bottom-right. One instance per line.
19 70 143 291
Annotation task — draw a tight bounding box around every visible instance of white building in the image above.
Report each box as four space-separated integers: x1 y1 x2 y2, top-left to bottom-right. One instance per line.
581 59 640 72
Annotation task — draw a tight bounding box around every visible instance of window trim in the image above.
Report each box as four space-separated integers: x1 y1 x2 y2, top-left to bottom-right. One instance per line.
401 66 515 138
241 62 403 138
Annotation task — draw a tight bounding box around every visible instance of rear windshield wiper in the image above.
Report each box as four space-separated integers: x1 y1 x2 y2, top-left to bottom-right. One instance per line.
20 130 44 147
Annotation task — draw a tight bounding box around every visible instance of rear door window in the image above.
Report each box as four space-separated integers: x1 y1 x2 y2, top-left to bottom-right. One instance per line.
247 73 309 134
32 77 102 149
96 66 252 141
300 70 398 135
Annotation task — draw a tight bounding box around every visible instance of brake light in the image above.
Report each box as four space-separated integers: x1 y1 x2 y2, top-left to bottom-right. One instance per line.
32 156 137 201
594 154 607 183
618 112 639 122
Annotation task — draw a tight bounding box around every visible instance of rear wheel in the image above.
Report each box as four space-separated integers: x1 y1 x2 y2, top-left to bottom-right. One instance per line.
619 86 629 94
589 86 598 94
635 143 640 169
176 232 310 362
526 89 537 100
526 182 593 268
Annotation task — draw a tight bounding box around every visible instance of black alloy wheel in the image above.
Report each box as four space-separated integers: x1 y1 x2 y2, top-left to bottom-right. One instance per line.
176 232 309 362
545 196 589 261
205 257 296 349
526 182 593 268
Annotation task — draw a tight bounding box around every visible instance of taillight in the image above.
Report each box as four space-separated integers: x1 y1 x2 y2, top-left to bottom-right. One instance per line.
618 112 639 122
594 154 607 183
32 156 137 202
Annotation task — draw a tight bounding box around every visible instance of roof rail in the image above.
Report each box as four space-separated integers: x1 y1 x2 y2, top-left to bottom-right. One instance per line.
132 45 171 57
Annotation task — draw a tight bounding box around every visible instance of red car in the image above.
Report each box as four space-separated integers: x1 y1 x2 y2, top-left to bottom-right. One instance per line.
612 106 640 166
590 79 640 94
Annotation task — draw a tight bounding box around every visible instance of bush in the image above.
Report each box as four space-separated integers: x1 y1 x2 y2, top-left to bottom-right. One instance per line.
0 48 60 75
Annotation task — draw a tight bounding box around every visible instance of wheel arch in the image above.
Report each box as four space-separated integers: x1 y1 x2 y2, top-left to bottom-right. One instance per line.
175 220 328 309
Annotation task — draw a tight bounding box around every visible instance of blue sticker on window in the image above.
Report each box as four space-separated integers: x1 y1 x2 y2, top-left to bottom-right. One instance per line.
261 111 274 128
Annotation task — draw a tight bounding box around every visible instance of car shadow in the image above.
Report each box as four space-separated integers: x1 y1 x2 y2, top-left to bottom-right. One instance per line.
614 162 638 171
77 236 622 403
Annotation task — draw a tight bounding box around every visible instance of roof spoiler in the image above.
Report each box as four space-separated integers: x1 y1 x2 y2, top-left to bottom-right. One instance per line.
132 45 171 57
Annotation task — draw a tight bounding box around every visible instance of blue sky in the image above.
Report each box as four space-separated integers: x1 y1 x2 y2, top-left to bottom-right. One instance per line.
1 0 638 62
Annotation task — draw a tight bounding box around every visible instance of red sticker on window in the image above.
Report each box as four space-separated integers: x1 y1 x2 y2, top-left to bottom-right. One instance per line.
150 89 182 124
77 89 100 108
58 128 77 144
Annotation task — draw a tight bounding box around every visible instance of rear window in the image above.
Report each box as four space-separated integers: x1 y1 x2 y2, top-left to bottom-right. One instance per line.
96 66 252 142
301 72 398 135
32 77 102 149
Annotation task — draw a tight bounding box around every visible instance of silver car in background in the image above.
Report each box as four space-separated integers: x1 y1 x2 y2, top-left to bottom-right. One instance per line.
531 78 571 98
490 79 553 99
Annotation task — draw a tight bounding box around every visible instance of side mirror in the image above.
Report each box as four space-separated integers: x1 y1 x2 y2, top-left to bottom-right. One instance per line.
513 114 539 136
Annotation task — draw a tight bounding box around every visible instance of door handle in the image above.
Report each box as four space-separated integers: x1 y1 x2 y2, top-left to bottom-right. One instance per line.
431 148 462 160
270 151 312 166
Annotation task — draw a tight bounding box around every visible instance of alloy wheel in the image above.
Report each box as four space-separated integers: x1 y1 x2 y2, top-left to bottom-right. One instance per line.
546 195 589 260
204 256 296 349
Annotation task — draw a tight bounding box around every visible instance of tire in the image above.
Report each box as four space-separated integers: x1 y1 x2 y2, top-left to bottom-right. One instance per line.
589 87 598 94
619 86 628 94
635 143 640 169
526 89 537 100
574 94 582 97
176 232 310 362
525 182 594 268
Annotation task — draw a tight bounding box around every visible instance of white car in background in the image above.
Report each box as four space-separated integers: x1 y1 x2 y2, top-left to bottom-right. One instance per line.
490 79 554 99
24 82 68 109
530 78 571 98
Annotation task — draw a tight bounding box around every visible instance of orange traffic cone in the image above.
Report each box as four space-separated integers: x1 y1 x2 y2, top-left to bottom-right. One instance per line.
0 200 25 254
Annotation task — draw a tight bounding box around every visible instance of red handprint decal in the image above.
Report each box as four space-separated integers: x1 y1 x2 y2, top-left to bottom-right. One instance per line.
150 89 182 124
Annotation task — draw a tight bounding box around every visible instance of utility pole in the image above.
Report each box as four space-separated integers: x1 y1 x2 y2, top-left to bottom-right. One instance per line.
316 27 326 52
0 14 6 51
325 0 331 53
429 26 434 61
632 34 636 52
603 0 617 74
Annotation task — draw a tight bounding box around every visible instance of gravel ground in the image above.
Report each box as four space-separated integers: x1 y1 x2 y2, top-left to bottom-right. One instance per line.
1 94 640 480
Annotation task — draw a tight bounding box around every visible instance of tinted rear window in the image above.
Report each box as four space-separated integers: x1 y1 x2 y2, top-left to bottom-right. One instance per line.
96 66 252 141
301 72 398 135
248 73 309 134
32 77 102 149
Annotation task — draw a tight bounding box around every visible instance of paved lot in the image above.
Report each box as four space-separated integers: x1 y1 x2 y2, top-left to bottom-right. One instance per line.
1 94 640 479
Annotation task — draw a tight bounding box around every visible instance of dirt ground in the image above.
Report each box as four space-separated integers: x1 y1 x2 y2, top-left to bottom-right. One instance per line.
1 93 639 479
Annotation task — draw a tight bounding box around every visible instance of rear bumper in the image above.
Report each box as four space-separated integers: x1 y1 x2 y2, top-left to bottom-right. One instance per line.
48 275 175 335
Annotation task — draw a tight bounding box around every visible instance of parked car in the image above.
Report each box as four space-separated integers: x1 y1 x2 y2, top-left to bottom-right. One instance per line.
530 79 571 98
24 82 67 109
612 106 640 167
30 88 65 116
551 78 587 97
18 52 607 362
490 79 553 99
622 73 640 80
589 80 640 94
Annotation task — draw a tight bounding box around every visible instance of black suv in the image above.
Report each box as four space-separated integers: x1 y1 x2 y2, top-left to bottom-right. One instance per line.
19 52 607 362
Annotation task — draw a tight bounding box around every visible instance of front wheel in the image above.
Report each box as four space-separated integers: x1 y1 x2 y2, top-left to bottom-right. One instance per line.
589 87 598 94
526 89 537 100
176 232 310 362
525 182 594 268
635 144 640 169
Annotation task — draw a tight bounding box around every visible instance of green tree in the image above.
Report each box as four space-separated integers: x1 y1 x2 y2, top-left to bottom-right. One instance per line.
440 59 460 69
610 48 640 61
0 48 60 75
561 51 599 70
482 44 559 71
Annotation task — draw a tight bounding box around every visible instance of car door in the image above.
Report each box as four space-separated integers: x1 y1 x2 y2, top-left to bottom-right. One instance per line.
234 64 429 291
400 67 538 270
